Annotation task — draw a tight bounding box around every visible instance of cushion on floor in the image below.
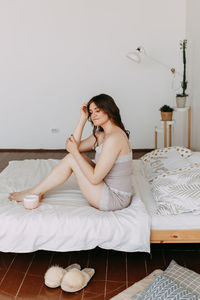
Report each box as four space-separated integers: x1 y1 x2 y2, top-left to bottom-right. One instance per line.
109 269 163 300
163 260 200 297
132 274 199 300
110 260 200 300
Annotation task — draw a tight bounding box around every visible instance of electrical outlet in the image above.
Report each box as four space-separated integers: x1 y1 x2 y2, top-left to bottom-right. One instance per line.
51 128 59 133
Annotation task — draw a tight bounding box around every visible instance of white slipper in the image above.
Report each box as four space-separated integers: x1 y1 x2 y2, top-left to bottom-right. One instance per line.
44 263 81 288
65 263 81 272
44 265 66 288
61 267 95 293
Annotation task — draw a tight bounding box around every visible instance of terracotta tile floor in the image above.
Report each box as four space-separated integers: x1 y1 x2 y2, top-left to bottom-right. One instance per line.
0 150 200 299
1 245 200 299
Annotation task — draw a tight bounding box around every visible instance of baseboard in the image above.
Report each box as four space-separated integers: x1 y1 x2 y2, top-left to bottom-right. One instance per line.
0 149 67 152
133 148 153 152
0 148 153 152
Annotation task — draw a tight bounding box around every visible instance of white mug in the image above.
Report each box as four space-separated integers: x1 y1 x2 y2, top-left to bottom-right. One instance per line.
23 195 39 210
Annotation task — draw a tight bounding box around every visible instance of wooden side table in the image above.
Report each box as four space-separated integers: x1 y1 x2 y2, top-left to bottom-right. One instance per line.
155 106 191 149
173 106 191 149
155 121 174 149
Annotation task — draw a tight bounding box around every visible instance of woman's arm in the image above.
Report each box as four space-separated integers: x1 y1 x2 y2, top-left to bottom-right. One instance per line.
66 135 121 184
78 134 96 152
72 102 89 147
79 130 103 152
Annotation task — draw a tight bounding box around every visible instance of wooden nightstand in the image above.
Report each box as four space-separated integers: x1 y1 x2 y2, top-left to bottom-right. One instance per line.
155 121 174 148
155 106 191 149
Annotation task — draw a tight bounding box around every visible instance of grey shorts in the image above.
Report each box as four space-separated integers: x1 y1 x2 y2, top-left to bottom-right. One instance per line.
99 183 132 211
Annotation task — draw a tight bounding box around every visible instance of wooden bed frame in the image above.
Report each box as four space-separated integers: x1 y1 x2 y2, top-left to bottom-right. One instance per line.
150 229 200 243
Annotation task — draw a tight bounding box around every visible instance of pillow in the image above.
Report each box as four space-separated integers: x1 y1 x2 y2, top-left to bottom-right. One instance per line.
141 147 192 181
141 147 192 163
131 274 199 300
163 260 200 297
188 152 200 164
151 163 200 215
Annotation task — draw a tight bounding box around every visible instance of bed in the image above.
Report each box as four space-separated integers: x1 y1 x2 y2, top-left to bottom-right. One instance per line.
1 147 200 253
0 159 150 253
134 147 200 244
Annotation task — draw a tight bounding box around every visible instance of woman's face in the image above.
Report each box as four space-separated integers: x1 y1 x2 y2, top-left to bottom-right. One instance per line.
89 102 109 127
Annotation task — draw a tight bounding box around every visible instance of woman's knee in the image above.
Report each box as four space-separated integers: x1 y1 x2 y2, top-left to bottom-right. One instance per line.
62 153 76 167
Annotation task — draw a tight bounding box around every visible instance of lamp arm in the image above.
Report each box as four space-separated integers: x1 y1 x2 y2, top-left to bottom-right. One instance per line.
127 46 182 77
145 53 182 76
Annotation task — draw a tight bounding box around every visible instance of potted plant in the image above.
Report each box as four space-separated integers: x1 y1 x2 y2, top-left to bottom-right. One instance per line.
160 105 174 121
176 39 188 108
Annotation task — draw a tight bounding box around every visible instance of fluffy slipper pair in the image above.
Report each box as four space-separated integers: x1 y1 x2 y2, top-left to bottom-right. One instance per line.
44 263 95 293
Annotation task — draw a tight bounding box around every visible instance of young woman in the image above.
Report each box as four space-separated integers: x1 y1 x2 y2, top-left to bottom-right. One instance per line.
9 94 133 211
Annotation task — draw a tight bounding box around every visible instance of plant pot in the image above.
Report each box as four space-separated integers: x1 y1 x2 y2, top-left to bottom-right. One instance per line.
176 95 187 108
160 111 173 121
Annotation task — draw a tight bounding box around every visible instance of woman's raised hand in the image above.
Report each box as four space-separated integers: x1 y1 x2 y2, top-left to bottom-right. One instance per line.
65 135 78 153
80 102 89 120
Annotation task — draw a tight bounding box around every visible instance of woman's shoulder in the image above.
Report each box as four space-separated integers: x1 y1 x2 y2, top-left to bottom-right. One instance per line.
103 131 125 147
109 129 128 141
105 130 131 153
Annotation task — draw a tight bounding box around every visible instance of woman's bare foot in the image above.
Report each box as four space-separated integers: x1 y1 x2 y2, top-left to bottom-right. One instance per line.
9 189 43 202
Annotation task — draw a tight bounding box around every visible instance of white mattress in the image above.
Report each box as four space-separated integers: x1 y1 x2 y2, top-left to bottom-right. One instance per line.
133 159 200 230
0 159 150 253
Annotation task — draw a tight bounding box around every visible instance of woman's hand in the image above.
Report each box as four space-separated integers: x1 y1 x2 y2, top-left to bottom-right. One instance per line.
65 135 79 154
80 102 89 120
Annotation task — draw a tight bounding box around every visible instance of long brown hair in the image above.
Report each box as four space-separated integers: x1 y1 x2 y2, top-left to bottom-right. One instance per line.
87 94 130 143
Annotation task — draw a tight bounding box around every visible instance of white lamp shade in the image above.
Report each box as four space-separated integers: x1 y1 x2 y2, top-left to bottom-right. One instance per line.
126 50 141 63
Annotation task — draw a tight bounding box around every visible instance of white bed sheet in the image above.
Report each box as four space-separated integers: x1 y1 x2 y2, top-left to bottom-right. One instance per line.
133 160 200 230
0 159 150 253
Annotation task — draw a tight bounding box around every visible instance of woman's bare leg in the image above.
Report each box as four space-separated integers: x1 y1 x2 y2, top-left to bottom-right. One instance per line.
9 154 94 201
64 154 103 209
9 155 73 202
9 154 103 209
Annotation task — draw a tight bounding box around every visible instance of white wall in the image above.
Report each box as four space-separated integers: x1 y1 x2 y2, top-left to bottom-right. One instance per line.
0 0 186 149
186 0 200 150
